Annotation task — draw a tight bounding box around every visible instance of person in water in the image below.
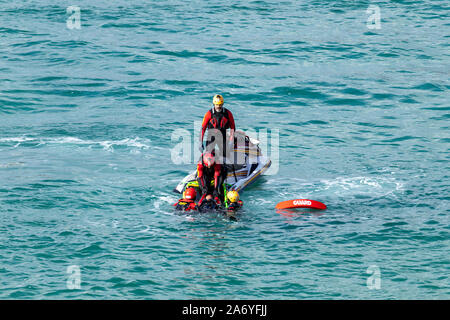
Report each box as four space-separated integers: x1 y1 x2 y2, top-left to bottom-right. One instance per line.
199 94 235 165
173 187 198 212
198 194 219 212
197 152 224 205
226 190 243 212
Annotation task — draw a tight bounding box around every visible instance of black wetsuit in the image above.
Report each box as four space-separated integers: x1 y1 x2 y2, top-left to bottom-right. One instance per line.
198 199 219 212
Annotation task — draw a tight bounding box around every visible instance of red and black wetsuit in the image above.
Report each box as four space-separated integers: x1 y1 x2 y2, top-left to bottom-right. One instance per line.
227 200 243 212
200 107 235 162
173 199 197 212
197 159 223 204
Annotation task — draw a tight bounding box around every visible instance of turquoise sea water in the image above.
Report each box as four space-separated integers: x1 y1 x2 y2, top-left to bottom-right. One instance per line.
0 0 449 299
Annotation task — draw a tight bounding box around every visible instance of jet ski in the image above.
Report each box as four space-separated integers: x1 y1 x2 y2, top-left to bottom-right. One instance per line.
174 130 272 195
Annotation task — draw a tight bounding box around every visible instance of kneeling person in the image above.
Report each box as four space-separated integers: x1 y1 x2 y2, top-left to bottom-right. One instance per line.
197 152 225 205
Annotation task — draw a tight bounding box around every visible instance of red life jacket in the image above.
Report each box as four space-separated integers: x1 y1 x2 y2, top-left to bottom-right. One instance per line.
227 200 243 211
207 108 231 131
197 160 221 188
174 199 197 211
200 107 235 143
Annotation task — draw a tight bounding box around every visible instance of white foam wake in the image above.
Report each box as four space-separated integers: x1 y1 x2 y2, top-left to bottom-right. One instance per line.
0 136 151 151
319 176 404 197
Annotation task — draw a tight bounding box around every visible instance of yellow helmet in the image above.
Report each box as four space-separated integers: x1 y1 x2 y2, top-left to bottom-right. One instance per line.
227 190 239 203
213 94 224 105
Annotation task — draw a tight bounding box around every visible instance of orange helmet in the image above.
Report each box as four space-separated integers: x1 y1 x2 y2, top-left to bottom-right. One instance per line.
184 187 197 200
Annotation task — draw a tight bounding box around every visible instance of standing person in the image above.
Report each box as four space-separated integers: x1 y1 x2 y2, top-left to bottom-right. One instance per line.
199 94 235 164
